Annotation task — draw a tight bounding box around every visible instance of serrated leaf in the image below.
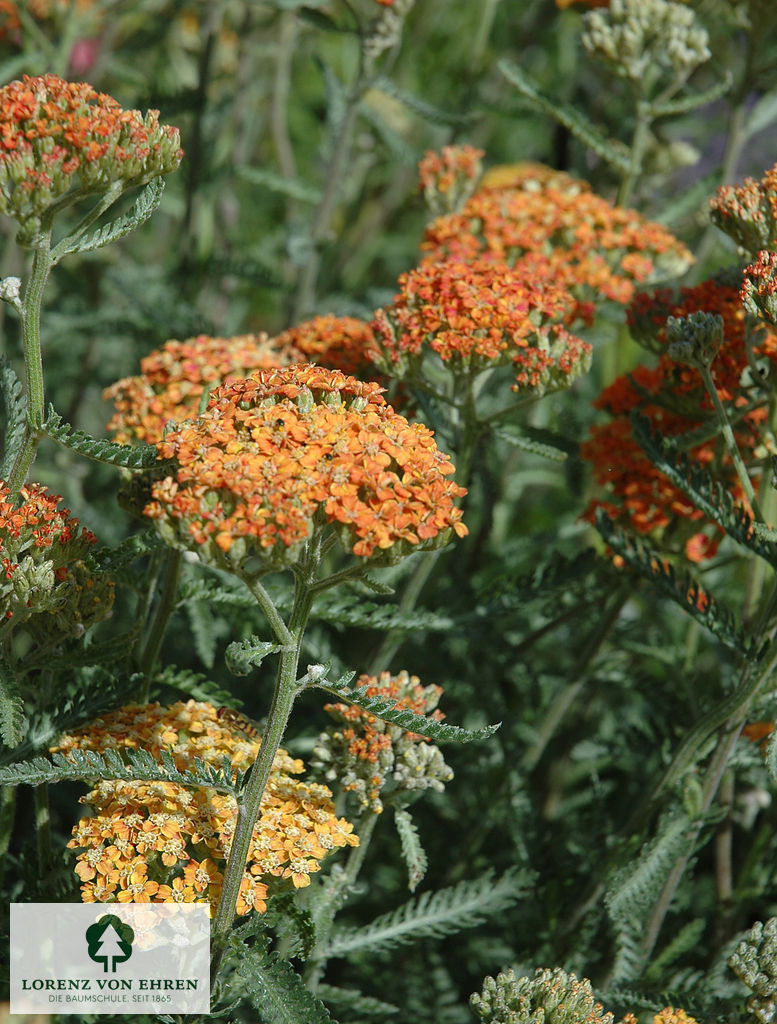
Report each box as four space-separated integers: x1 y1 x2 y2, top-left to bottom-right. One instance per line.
649 72 732 118
0 656 26 748
595 510 761 660
313 675 500 744
394 806 428 892
317 984 399 1018
0 747 238 794
323 869 531 958
225 637 285 676
356 575 395 595
372 76 474 126
188 601 220 670
498 59 630 172
494 426 568 462
0 356 28 481
237 166 322 204
90 531 165 575
232 935 334 1024
52 178 166 264
314 592 453 632
262 893 317 961
42 407 163 469
24 627 141 672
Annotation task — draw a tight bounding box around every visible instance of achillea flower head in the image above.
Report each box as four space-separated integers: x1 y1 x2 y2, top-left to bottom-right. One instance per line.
418 145 484 215
270 314 378 380
53 700 358 910
742 250 777 325
0 481 113 633
421 169 692 308
710 164 777 254
471 967 614 1024
653 1010 698 1024
729 918 777 1023
105 333 295 445
311 670 453 814
144 364 467 565
582 280 777 562
371 257 592 395
0 74 182 239
582 0 710 84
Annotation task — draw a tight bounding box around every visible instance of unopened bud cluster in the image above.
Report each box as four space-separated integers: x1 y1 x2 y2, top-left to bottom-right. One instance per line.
742 251 777 325
363 0 416 70
710 164 777 255
582 0 710 87
311 670 453 813
418 145 484 216
470 967 614 1024
729 918 777 1023
666 312 723 369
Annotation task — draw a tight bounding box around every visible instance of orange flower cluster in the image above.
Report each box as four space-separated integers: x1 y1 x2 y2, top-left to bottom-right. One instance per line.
421 164 692 309
312 670 453 813
582 280 777 561
653 1010 698 1024
105 333 295 445
371 257 592 395
0 75 182 236
271 314 378 380
144 364 467 564
710 163 777 254
742 249 777 326
0 481 112 632
418 145 484 215
54 700 358 912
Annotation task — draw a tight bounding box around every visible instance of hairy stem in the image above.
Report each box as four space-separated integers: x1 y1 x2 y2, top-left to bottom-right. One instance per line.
137 548 184 701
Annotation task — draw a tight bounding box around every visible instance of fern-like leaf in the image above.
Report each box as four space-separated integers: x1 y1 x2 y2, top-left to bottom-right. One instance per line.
90 531 165 575
225 637 286 676
232 935 334 1024
0 356 28 481
237 166 322 204
43 407 162 469
262 893 317 961
649 72 732 118
631 413 777 567
595 511 761 660
52 178 166 263
314 675 500 743
498 59 630 172
0 655 26 748
372 75 474 125
317 984 399 1018
323 869 531 959
177 576 254 608
314 591 453 632
24 627 141 672
0 747 238 794
493 425 569 462
394 806 428 892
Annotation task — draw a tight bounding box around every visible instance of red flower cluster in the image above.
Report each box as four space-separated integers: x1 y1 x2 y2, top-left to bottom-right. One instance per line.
421 164 692 309
582 280 777 561
105 333 295 445
144 364 467 563
0 75 182 234
371 257 592 395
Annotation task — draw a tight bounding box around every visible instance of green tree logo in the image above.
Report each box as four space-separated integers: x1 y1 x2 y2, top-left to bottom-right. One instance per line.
85 915 134 973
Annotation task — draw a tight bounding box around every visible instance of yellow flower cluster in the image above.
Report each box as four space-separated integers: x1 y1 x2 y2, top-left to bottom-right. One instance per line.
54 700 359 914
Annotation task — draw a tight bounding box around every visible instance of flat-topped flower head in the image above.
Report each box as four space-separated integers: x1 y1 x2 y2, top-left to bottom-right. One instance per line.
270 314 378 380
582 279 777 561
710 164 777 255
0 74 182 239
144 364 467 566
421 168 692 309
312 670 453 813
742 250 777 325
105 333 295 445
0 481 113 633
418 145 484 215
54 700 358 910
371 257 592 395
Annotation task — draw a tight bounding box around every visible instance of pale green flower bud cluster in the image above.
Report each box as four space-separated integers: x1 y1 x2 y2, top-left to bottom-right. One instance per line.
729 918 777 1023
363 0 416 72
666 312 724 369
582 0 710 88
471 967 614 1024
311 669 453 814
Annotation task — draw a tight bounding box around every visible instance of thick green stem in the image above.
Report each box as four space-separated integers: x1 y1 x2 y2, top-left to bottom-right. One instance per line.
210 575 313 979
137 548 183 701
7 231 53 494
616 98 652 208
